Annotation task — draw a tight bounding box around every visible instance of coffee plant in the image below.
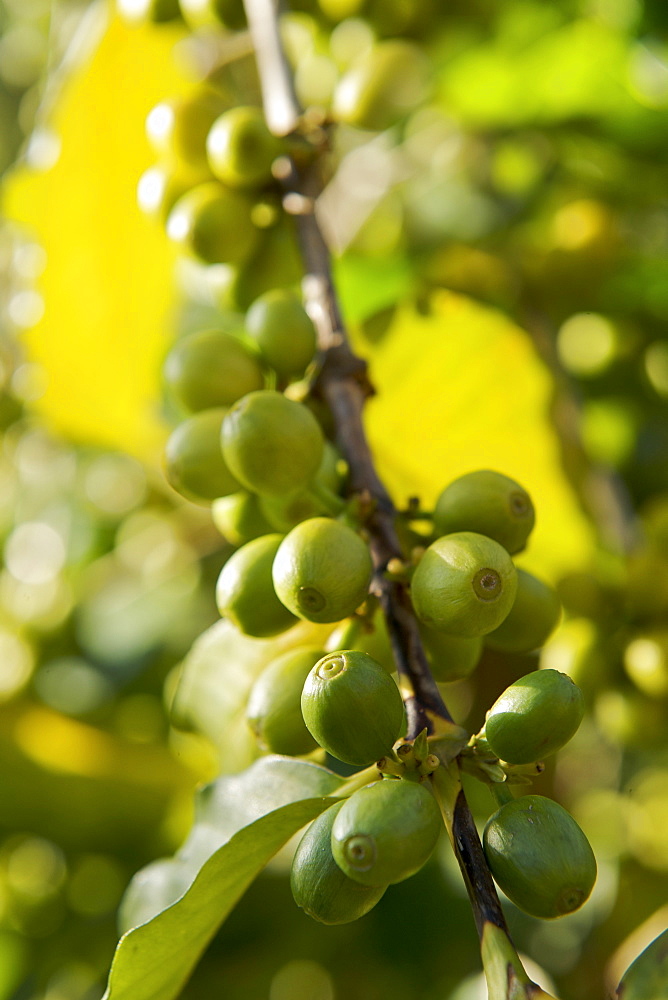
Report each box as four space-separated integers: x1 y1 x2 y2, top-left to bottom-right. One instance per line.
3 0 668 998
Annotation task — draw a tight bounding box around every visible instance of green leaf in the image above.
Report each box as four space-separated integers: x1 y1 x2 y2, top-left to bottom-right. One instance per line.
334 252 414 325
106 757 342 1000
617 928 668 999
358 292 596 580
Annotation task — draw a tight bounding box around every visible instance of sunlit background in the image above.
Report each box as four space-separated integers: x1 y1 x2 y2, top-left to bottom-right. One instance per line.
1 0 668 997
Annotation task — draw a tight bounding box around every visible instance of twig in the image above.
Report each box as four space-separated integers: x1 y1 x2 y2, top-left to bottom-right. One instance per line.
242 0 512 947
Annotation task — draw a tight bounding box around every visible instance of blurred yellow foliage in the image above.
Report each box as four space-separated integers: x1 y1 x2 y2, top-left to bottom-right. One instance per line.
4 7 190 461
362 291 596 579
3 13 594 578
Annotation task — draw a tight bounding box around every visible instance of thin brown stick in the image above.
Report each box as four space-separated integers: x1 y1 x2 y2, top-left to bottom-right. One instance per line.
242 0 510 940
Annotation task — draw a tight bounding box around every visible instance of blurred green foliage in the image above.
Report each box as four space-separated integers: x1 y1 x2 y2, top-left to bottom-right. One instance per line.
1 0 668 998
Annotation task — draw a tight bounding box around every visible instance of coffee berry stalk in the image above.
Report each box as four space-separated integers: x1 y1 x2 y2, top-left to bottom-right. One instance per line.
238 6 583 995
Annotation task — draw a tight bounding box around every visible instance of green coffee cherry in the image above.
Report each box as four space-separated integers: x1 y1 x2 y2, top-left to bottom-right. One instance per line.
333 40 428 131
484 669 585 764
259 490 326 533
272 518 373 623
301 650 404 765
326 613 396 676
145 90 228 171
215 533 298 637
211 491 275 546
410 532 517 637
433 470 535 555
221 390 324 497
246 646 326 756
259 443 345 532
485 569 561 654
291 802 387 924
163 329 264 414
167 182 258 265
245 289 317 380
616 928 668 1000
483 795 597 919
164 408 239 504
137 165 208 224
228 219 303 311
207 107 281 189
331 777 442 886
420 626 483 683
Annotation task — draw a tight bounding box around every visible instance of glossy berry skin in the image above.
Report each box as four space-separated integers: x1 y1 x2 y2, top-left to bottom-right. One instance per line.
333 40 428 131
137 165 208 224
211 491 275 546
221 390 324 497
207 107 281 189
166 182 258 265
245 289 317 380
485 569 561 654
272 518 373 624
483 795 597 919
259 489 328 533
331 778 442 886
419 626 483 683
291 802 387 924
259 443 346 533
433 470 535 555
164 408 239 505
410 532 517 637
301 650 404 765
145 90 228 171
484 669 585 765
246 646 326 756
215 534 298 638
164 329 264 413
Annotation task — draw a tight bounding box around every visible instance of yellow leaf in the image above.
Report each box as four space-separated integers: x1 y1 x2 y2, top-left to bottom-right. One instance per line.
360 291 595 578
4 7 190 460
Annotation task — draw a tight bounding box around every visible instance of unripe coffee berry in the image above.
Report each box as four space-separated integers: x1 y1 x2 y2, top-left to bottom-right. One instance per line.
291 802 387 925
419 626 483 683
163 329 263 414
485 569 561 654
331 777 442 886
206 106 281 189
145 89 228 171
245 289 317 380
433 470 535 555
272 518 373 623
333 40 428 132
484 668 584 764
167 181 258 265
410 532 517 637
215 533 297 638
165 408 239 504
301 650 404 765
483 795 597 919
211 491 275 546
221 390 324 497
246 646 326 756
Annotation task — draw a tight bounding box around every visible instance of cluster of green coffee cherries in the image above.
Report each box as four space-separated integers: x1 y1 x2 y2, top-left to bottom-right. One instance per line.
138 84 306 312
134 24 430 309
162 339 597 926
289 653 596 927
